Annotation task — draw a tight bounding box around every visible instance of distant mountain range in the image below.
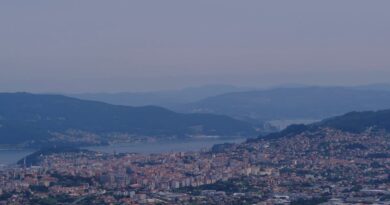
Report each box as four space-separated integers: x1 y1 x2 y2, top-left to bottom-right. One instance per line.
352 83 390 91
69 84 252 107
69 85 390 129
0 93 256 147
173 86 390 124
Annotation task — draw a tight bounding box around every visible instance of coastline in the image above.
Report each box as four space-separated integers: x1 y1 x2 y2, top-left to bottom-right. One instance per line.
0 137 248 166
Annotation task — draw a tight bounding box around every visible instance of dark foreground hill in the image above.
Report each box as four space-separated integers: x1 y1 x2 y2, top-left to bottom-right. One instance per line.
260 109 390 140
0 93 256 146
319 109 390 133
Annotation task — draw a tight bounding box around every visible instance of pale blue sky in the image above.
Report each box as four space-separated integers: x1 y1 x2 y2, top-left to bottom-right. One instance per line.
1 0 389 92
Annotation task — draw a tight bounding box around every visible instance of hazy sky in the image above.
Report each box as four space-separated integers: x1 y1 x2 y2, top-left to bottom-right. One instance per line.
1 0 389 92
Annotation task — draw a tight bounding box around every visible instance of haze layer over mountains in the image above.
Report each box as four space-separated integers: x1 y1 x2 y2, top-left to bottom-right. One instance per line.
71 84 390 128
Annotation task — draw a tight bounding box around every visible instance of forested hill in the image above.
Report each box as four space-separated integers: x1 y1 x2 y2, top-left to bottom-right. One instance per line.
319 109 390 133
0 93 256 146
260 109 390 140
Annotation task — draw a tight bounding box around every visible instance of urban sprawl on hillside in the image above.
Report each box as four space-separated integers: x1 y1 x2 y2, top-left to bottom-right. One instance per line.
1 128 390 204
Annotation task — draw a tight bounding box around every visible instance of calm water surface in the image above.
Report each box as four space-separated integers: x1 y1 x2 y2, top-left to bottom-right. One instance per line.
0 149 35 166
0 138 246 165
